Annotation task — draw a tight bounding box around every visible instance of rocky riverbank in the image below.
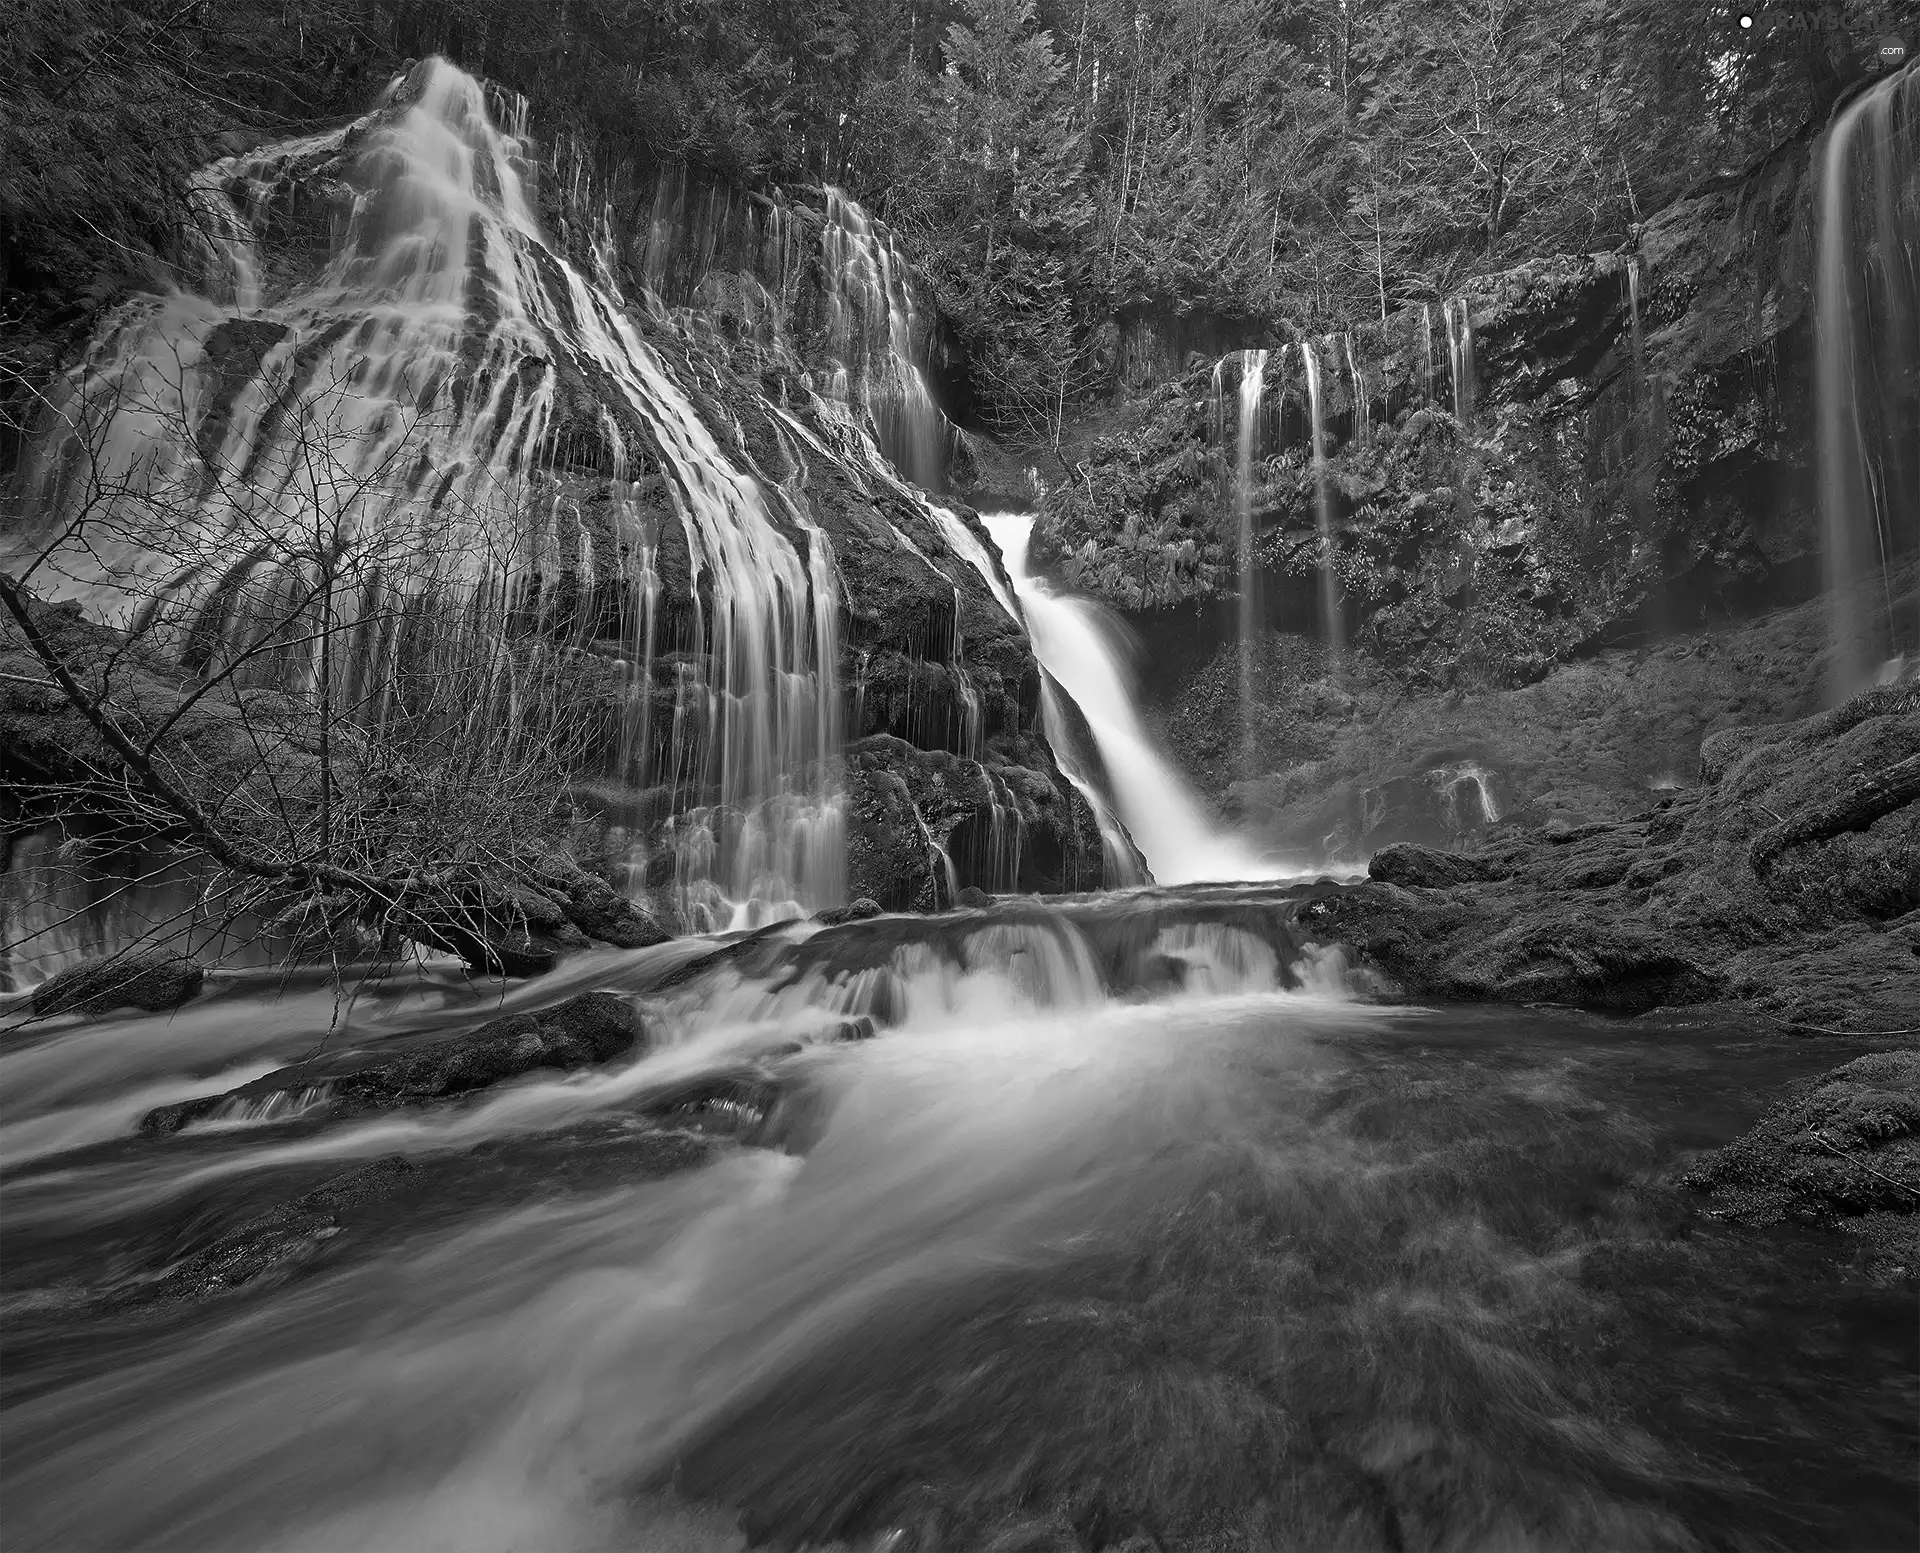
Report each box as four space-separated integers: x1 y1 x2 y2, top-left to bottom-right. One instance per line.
1298 684 1919 1033
1147 569 1914 858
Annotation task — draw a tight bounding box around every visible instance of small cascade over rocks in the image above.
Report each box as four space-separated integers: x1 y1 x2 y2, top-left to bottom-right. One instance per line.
1814 64 1919 700
1420 302 1439 405
1429 761 1501 835
1342 332 1370 448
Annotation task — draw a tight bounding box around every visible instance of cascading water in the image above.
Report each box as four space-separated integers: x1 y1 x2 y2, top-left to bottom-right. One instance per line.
1233 348 1269 778
1430 760 1501 834
1343 332 1370 448
1421 302 1438 404
820 188 951 491
1625 256 1646 386
1444 296 1476 425
1813 64 1918 699
1298 341 1342 663
983 513 1293 885
6 59 844 932
629 161 805 325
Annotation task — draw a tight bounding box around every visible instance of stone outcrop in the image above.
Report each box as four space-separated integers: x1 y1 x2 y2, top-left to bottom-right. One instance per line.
30 949 204 1017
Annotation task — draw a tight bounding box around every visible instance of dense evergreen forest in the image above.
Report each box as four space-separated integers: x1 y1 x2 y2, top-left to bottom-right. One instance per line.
6 0 1910 442
1 0 1906 436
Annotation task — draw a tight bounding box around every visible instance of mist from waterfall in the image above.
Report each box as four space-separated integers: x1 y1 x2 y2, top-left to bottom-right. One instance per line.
1813 64 1918 700
983 514 1293 886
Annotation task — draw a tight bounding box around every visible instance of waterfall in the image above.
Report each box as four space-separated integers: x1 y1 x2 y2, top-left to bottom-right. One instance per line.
1444 297 1476 425
629 161 805 323
983 514 1293 886
1624 256 1654 432
1234 348 1269 778
820 188 950 491
1343 332 1370 448
1421 303 1438 405
1299 341 1342 662
971 761 1025 892
1814 65 1919 699
1430 761 1501 834
6 58 844 931
1626 256 1645 358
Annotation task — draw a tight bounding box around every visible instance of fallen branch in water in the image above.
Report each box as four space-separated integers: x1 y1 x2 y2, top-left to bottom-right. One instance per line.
1783 1023 1920 1037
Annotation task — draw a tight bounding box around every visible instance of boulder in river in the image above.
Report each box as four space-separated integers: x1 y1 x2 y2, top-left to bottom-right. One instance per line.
140 990 644 1135
31 951 205 1017
815 897 883 926
132 1155 423 1303
1367 843 1509 889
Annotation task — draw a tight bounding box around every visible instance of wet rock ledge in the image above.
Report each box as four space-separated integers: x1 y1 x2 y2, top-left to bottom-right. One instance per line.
1299 685 1920 1030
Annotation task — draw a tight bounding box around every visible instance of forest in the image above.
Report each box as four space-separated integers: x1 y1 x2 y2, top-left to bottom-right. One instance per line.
4 0 1907 440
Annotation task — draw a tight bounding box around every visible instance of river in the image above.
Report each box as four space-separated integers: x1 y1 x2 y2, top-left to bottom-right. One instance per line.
2 889 1911 1551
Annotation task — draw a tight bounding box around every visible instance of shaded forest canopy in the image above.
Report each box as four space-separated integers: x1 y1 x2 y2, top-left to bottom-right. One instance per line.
1 0 1907 434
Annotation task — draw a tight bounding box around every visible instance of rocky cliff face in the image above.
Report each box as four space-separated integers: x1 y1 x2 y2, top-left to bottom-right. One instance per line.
1040 129 1827 673
1029 115 1911 846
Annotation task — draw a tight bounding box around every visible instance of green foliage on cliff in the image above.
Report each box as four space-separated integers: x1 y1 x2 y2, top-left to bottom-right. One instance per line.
881 0 1096 441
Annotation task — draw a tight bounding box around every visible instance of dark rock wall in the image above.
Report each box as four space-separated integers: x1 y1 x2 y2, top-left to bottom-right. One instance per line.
1040 133 1833 681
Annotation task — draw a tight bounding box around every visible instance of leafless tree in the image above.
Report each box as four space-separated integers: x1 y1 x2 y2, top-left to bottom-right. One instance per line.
2 323 623 1000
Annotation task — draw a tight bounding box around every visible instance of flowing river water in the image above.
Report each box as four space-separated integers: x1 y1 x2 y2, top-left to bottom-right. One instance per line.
2 891 1913 1551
